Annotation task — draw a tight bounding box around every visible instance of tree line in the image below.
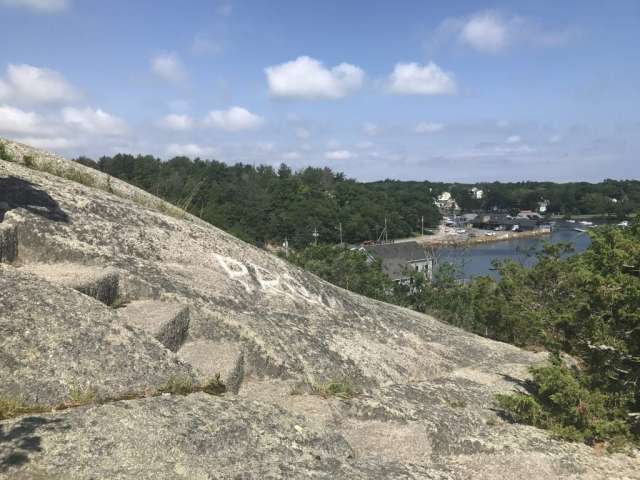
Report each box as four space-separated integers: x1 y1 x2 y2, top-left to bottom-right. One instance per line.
435 180 640 217
74 154 441 247
75 153 638 249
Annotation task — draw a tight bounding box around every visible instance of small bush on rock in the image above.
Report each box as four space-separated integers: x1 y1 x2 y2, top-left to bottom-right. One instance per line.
496 355 634 449
160 376 195 396
0 395 35 420
311 380 360 399
202 374 226 395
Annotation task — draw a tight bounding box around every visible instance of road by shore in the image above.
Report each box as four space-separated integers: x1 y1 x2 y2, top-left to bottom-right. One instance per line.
396 224 552 248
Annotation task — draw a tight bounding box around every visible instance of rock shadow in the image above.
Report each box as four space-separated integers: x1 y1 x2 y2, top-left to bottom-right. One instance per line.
0 176 69 223
0 416 66 472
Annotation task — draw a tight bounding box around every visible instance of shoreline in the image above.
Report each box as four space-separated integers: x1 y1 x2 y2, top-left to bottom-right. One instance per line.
414 228 552 248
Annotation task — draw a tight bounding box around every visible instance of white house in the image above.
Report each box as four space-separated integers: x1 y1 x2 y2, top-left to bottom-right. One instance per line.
470 187 484 200
434 191 460 213
538 200 550 213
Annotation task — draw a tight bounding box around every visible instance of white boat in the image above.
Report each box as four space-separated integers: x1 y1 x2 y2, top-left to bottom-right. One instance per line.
574 228 587 233
618 221 629 227
566 219 576 223
579 221 593 226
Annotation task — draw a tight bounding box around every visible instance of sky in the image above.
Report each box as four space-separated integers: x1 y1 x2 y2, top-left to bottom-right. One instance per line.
0 0 639 182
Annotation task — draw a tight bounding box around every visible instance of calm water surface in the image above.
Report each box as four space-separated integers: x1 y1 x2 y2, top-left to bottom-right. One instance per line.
435 220 604 280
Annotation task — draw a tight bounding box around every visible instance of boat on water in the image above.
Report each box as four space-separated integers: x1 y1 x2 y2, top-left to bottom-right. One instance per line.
574 228 587 233
566 219 576 223
579 220 594 226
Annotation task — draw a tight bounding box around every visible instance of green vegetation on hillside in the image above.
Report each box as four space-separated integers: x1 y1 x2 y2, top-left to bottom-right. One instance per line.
74 154 441 246
435 180 639 217
74 154 639 247
284 244 396 302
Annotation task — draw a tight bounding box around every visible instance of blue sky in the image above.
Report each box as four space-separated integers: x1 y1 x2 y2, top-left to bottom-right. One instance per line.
0 0 638 182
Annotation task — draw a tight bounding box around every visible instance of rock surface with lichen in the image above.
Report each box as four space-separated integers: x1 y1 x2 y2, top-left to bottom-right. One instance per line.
0 139 638 479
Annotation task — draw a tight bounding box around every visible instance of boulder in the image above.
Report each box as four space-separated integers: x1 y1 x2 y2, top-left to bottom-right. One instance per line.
0 264 194 405
118 300 190 352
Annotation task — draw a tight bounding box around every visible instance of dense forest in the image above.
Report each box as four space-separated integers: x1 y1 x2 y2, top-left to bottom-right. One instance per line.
74 154 639 248
74 154 441 247
287 224 640 449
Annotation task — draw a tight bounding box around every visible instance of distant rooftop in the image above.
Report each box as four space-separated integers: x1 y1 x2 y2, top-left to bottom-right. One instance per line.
361 241 429 280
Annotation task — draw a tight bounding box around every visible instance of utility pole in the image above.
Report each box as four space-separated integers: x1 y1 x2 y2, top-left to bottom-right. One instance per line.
312 226 319 246
338 222 343 246
421 216 424 236
385 217 388 243
283 237 289 257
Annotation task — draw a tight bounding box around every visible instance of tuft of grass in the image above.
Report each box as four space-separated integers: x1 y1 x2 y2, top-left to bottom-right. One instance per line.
202 373 226 396
0 141 10 161
311 380 360 399
22 155 35 168
67 387 97 406
160 374 227 396
110 295 128 309
0 394 36 420
160 376 195 396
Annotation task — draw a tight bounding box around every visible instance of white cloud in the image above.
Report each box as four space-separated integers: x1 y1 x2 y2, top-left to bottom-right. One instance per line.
459 11 509 53
363 122 380 136
283 151 300 160
506 135 521 144
0 104 43 134
151 53 187 84
0 0 68 13
295 127 310 139
204 106 263 131
415 122 445 133
325 149 356 160
265 56 364 99
0 64 79 104
436 10 578 54
389 62 456 95
166 143 217 158
62 107 127 136
549 134 562 143
157 113 193 131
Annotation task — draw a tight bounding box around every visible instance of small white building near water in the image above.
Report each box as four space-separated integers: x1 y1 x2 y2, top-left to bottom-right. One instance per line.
434 191 460 214
538 200 550 213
